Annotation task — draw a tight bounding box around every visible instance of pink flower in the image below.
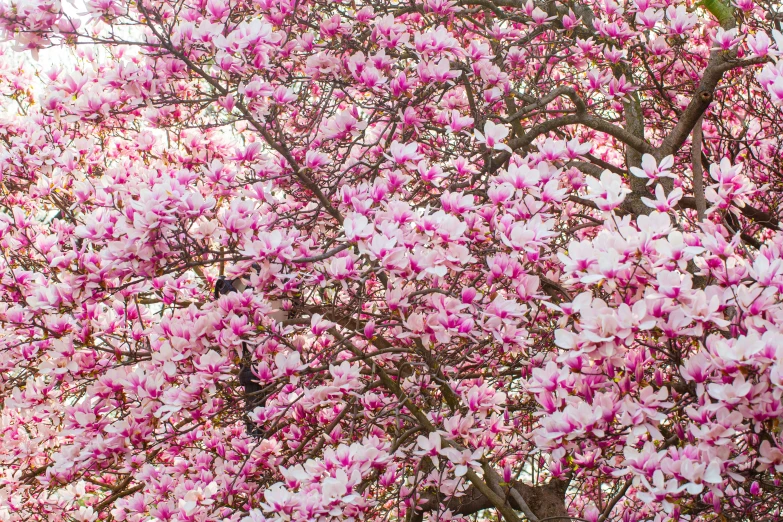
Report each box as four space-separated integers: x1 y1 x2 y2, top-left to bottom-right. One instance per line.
765 76 783 105
439 447 483 476
747 32 772 57
712 28 741 51
343 213 374 241
274 351 306 382
448 110 474 133
562 9 579 30
195 350 229 376
474 121 511 152
636 8 664 29
707 374 752 405
642 185 683 212
415 432 443 466
585 170 630 210
311 314 335 335
329 361 362 391
531 7 555 25
630 154 675 186
418 57 461 83
666 5 696 35
386 141 422 164
305 149 330 170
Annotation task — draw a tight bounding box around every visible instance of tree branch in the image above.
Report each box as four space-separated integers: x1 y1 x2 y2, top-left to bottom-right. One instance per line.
691 116 706 221
492 113 654 174
136 1 344 224
510 487 541 522
657 10 741 159
291 244 352 263
413 478 570 520
597 479 632 522
677 198 779 232
503 86 586 123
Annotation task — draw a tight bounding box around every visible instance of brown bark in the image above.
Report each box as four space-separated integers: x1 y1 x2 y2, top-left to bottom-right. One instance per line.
413 478 571 520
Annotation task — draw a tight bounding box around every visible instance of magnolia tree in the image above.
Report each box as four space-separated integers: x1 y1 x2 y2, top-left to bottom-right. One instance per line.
1 0 783 520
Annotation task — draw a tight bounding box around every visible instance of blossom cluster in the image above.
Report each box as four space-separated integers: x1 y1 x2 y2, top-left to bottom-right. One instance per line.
0 0 781 521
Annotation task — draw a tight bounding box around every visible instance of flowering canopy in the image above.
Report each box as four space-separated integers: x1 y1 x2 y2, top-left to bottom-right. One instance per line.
0 0 782 521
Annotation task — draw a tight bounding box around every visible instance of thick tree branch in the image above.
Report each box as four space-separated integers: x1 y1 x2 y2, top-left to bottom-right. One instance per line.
657 56 769 159
414 478 570 520
510 488 541 522
657 9 739 159
623 90 652 216
691 116 707 221
492 113 654 174
677 199 779 232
